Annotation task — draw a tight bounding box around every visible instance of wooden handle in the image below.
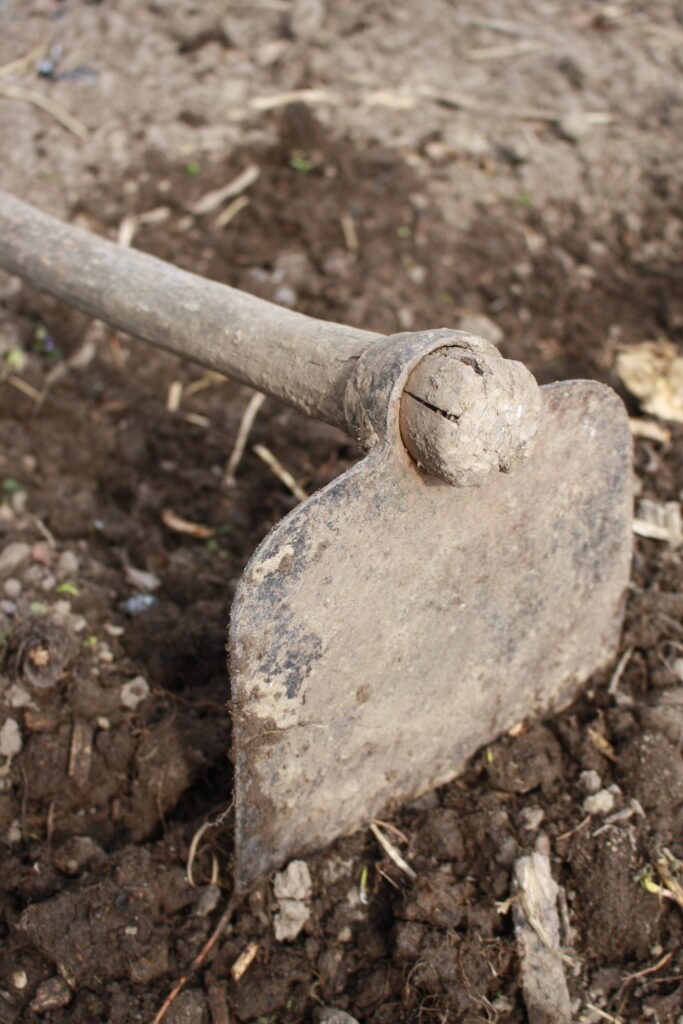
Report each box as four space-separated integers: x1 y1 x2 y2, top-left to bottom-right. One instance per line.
0 190 541 485
0 189 379 429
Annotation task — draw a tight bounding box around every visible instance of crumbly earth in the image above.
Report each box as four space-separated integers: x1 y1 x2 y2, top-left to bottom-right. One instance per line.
1 2 683 1023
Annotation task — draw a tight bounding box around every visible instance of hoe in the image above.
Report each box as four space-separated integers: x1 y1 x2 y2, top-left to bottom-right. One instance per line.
0 190 632 889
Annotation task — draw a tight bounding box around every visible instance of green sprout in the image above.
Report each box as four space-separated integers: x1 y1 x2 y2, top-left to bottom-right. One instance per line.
56 581 79 596
289 153 314 173
5 348 26 372
2 477 23 494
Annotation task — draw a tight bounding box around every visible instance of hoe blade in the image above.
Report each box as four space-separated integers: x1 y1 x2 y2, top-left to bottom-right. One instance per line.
229 381 632 888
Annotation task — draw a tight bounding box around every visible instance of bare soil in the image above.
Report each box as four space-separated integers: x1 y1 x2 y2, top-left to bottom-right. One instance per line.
2 2 683 1023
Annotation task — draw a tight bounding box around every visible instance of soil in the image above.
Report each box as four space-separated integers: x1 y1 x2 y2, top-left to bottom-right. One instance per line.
2 2 683 1022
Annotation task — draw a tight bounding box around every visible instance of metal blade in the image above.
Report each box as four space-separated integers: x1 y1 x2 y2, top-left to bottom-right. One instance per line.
230 381 632 888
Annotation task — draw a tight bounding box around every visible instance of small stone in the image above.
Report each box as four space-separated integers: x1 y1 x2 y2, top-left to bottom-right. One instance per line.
273 860 312 941
579 769 602 794
3 578 21 599
273 898 311 941
0 718 22 760
407 790 439 812
6 819 22 843
124 564 160 591
165 988 208 1024
52 600 72 620
583 788 616 816
314 1009 360 1024
120 676 150 709
273 860 312 901
195 884 221 917
557 111 592 142
30 976 72 1013
458 313 504 347
673 658 683 683
0 542 30 578
0 600 17 615
519 806 545 831
31 543 52 568
11 970 27 990
53 835 106 876
40 573 57 592
6 684 31 708
57 550 79 577
273 284 297 308
10 489 27 514
289 0 325 40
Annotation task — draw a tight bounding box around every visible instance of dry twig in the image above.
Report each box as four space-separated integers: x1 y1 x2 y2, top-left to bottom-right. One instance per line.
161 508 215 539
230 941 258 981
608 646 634 695
253 444 308 502
622 949 674 983
166 381 183 412
224 392 266 486
250 88 339 111
213 195 250 230
0 43 49 79
152 895 237 1024
189 164 260 216
186 820 214 886
0 83 88 138
369 822 417 881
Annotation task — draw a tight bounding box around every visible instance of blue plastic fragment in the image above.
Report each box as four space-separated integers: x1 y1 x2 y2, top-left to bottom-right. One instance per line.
121 594 157 616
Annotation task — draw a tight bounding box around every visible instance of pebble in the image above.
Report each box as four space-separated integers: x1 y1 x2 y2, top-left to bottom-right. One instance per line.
53 835 106 876
314 1010 360 1024
3 578 21 599
273 860 312 901
57 550 79 577
0 599 17 615
273 284 297 308
579 769 602 794
120 676 150 710
407 790 439 812
195 884 221 917
0 541 30 578
29 976 72 1013
6 820 22 844
557 111 592 142
583 788 616 816
124 564 160 591
458 313 504 347
6 684 31 708
289 0 325 41
0 718 22 760
10 490 27 514
273 860 312 941
164 988 208 1024
11 970 27 990
519 806 545 831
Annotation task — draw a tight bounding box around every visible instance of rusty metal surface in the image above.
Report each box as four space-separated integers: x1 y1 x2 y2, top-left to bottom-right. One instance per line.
230 333 633 888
